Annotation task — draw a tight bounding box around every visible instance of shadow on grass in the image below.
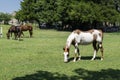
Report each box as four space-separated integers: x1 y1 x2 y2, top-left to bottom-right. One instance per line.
81 56 101 60
68 56 101 62
13 68 120 80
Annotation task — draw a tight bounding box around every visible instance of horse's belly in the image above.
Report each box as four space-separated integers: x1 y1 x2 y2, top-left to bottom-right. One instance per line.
80 40 93 45
79 33 93 45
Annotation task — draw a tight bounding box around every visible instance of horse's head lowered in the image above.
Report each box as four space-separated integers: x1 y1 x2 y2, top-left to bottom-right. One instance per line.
6 32 10 39
6 28 11 39
63 46 70 62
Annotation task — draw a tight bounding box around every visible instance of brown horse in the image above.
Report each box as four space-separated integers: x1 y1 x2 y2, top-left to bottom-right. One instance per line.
19 25 33 37
6 25 21 39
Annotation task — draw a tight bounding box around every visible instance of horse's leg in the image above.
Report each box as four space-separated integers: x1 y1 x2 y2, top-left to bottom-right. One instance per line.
77 47 81 61
29 31 33 37
73 47 77 62
10 32 12 39
9 31 13 39
91 41 98 60
14 33 17 40
18 31 22 40
99 42 104 60
73 43 80 62
29 29 33 38
21 31 24 37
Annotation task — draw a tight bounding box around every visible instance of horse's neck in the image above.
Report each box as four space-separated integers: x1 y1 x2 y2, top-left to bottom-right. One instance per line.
66 32 75 48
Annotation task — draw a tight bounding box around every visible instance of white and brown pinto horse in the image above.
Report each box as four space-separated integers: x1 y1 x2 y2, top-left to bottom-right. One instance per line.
63 29 104 62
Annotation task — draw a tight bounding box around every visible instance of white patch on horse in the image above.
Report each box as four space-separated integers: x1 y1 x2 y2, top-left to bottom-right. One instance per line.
66 32 76 47
64 52 69 62
91 50 97 60
76 32 94 45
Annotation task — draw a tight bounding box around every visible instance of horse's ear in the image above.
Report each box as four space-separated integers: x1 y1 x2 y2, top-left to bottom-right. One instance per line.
67 48 69 52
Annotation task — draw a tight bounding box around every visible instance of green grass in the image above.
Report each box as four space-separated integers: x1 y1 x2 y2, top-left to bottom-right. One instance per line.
0 25 120 80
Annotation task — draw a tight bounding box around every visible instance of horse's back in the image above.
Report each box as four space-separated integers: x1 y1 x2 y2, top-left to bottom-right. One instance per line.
74 29 103 44
9 25 17 32
20 25 33 31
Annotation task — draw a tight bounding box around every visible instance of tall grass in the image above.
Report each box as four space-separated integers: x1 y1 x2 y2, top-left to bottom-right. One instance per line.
0 25 120 80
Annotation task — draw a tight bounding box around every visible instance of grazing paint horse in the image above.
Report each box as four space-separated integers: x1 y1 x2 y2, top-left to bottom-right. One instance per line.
19 25 33 37
6 25 21 40
63 29 104 62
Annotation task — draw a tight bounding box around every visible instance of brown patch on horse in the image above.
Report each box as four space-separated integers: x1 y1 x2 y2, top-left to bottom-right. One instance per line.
72 39 76 45
63 47 69 52
99 30 103 36
98 29 103 40
99 33 102 37
20 25 28 31
86 29 94 34
74 29 81 34
93 34 97 41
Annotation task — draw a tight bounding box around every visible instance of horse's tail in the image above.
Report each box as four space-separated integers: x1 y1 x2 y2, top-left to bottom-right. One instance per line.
98 29 103 41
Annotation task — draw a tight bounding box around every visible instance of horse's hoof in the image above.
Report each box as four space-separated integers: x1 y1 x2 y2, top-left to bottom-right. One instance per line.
78 58 81 61
101 58 103 61
91 58 94 61
73 60 76 62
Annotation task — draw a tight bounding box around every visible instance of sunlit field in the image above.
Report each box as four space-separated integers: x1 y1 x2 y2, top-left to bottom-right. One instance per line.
0 25 120 80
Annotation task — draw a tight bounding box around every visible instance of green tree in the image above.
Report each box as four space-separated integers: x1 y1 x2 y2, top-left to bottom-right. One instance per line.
0 12 11 24
16 0 120 30
15 0 37 23
35 0 58 27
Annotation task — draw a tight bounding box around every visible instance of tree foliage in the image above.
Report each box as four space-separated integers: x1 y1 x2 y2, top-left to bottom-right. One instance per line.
16 0 120 30
0 12 11 24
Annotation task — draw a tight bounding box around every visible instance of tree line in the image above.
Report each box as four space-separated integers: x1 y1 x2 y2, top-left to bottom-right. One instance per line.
0 12 11 24
15 0 120 30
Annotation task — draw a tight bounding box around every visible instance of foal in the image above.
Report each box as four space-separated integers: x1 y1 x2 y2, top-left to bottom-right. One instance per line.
63 29 104 62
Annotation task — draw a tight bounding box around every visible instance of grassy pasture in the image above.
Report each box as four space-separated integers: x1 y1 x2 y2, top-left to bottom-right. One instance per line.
0 25 120 80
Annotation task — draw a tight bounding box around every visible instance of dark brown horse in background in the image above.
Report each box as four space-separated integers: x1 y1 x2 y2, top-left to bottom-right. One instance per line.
6 25 33 40
6 25 21 39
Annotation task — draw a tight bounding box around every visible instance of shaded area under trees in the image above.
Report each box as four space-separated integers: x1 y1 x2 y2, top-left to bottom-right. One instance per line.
13 68 120 80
